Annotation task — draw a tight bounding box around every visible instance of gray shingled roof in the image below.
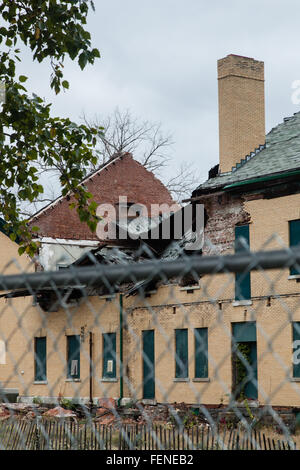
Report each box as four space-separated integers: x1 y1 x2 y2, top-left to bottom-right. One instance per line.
193 111 300 194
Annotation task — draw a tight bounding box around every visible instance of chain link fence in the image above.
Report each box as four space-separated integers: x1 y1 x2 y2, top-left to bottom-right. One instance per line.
0 242 300 450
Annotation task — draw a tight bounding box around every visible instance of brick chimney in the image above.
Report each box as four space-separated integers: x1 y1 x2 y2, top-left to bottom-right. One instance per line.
218 54 265 173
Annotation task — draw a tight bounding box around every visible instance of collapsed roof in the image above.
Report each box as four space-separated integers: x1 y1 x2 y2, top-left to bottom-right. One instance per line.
1 204 203 310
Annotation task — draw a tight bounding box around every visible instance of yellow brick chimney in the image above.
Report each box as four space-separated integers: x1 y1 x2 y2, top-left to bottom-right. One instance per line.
218 54 265 173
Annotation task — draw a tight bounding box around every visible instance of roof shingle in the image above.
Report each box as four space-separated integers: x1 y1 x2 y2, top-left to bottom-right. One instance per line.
193 111 300 194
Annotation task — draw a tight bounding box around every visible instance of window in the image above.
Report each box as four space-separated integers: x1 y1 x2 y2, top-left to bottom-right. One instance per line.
235 224 251 300
292 322 300 378
34 337 46 382
67 335 80 379
0 340 6 365
103 333 116 379
289 220 300 275
175 329 188 378
232 322 258 400
195 328 208 378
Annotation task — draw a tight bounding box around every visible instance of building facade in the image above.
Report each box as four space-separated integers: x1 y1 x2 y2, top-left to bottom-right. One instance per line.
1 55 300 411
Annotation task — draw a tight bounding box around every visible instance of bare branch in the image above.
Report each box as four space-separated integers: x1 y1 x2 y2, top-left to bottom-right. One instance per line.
18 108 200 213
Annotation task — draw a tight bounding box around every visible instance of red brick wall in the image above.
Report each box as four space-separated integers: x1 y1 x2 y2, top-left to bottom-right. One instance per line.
29 154 177 240
203 193 251 255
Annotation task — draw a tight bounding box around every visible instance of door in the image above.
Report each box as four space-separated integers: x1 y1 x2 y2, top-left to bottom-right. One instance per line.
232 322 258 400
142 330 155 399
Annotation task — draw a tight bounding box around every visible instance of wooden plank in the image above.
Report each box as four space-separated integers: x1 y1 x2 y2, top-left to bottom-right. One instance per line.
231 430 236 450
201 425 204 450
25 421 34 450
117 425 121 451
258 431 262 451
277 439 281 451
250 430 253 450
222 427 226 450
5 422 13 450
18 420 28 450
93 423 97 451
15 421 23 450
236 431 240 450
227 428 233 450
262 433 267 451
211 426 215 450
40 420 46 450
11 421 21 450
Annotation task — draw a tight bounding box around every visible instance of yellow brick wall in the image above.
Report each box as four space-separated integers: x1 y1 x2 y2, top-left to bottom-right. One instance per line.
1 192 300 408
218 54 265 173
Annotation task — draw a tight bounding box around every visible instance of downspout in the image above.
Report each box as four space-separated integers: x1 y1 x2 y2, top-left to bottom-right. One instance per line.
89 331 93 410
118 293 124 406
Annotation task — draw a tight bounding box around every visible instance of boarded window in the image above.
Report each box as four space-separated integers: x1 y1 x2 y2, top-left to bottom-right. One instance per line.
34 337 46 381
289 220 300 275
293 322 300 378
142 330 155 399
235 224 251 300
67 335 80 379
195 328 208 378
175 329 188 378
103 333 116 378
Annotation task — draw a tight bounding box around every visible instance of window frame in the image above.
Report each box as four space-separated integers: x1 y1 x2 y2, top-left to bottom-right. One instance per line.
194 328 208 379
34 336 47 382
289 220 300 275
175 328 189 379
66 335 80 380
102 332 117 379
235 224 251 301
292 322 300 378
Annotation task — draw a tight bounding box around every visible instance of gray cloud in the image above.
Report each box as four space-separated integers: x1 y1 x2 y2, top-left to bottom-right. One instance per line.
15 0 300 192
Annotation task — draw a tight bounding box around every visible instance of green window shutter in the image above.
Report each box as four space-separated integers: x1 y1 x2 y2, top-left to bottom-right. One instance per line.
195 328 208 378
235 225 251 300
289 220 300 275
293 322 300 378
34 337 46 382
67 335 80 379
175 329 188 378
103 333 116 378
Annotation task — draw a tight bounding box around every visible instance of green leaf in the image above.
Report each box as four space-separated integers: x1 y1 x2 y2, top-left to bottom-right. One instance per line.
19 75 28 82
78 52 88 70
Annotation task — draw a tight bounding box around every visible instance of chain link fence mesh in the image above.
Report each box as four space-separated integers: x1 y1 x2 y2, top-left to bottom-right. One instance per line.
0 240 300 450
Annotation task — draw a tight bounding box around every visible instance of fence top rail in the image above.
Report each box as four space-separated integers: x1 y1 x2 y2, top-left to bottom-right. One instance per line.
0 247 299 293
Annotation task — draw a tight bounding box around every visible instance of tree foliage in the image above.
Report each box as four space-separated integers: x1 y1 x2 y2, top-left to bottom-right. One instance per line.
0 0 101 255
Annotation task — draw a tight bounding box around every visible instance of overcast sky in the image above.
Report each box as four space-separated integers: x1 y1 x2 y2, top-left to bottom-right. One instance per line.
19 0 300 193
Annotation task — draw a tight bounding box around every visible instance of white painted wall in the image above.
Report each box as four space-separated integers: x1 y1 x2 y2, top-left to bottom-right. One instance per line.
36 238 99 271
